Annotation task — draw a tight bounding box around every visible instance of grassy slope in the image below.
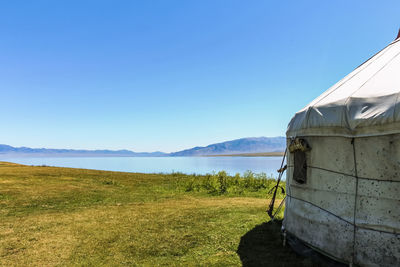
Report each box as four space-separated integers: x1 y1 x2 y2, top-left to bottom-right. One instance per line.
0 162 314 266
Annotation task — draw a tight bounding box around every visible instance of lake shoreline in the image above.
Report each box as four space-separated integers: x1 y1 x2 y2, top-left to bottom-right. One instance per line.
204 152 285 157
0 156 283 176
0 151 285 158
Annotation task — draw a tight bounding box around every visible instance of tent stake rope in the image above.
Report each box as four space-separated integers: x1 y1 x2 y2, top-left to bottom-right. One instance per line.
351 138 359 265
267 148 287 219
270 196 286 222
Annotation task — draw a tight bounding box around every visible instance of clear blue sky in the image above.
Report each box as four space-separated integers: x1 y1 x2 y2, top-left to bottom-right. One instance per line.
1 1 399 152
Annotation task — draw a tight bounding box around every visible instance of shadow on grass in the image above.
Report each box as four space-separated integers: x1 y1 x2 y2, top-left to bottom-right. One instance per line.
237 220 317 267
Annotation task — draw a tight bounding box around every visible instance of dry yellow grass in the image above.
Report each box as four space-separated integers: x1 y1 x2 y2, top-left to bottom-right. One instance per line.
0 162 311 266
1 196 273 266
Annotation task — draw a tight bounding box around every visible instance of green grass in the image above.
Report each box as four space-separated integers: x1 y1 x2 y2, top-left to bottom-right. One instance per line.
0 161 314 266
179 170 286 198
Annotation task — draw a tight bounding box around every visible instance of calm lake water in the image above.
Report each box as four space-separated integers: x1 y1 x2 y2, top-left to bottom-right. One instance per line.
1 156 284 177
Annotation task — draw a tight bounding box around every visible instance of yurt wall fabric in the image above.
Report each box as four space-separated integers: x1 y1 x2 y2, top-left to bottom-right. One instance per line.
284 135 400 266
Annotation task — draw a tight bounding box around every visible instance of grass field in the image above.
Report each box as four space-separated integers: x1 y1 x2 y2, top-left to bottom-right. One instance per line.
0 161 315 266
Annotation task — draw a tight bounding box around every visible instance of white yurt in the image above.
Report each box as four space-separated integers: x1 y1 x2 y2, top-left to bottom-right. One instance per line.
283 32 400 266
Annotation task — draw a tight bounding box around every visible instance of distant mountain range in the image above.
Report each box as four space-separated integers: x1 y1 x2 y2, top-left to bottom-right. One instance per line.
0 137 286 157
169 137 285 156
0 144 166 157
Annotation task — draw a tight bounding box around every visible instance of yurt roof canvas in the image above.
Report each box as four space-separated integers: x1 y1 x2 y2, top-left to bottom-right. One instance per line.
287 35 400 138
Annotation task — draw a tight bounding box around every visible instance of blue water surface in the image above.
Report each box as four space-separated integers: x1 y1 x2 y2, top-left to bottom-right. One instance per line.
1 156 284 177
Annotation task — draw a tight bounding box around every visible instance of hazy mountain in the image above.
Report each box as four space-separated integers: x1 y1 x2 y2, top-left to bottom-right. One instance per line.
169 137 286 156
0 137 285 157
0 145 166 157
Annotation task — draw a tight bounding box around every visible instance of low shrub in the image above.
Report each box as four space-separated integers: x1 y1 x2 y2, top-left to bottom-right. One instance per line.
178 171 285 197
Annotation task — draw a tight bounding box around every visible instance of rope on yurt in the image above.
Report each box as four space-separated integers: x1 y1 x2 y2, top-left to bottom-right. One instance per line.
286 194 398 235
267 148 287 220
285 164 399 183
284 137 399 240
351 138 359 266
